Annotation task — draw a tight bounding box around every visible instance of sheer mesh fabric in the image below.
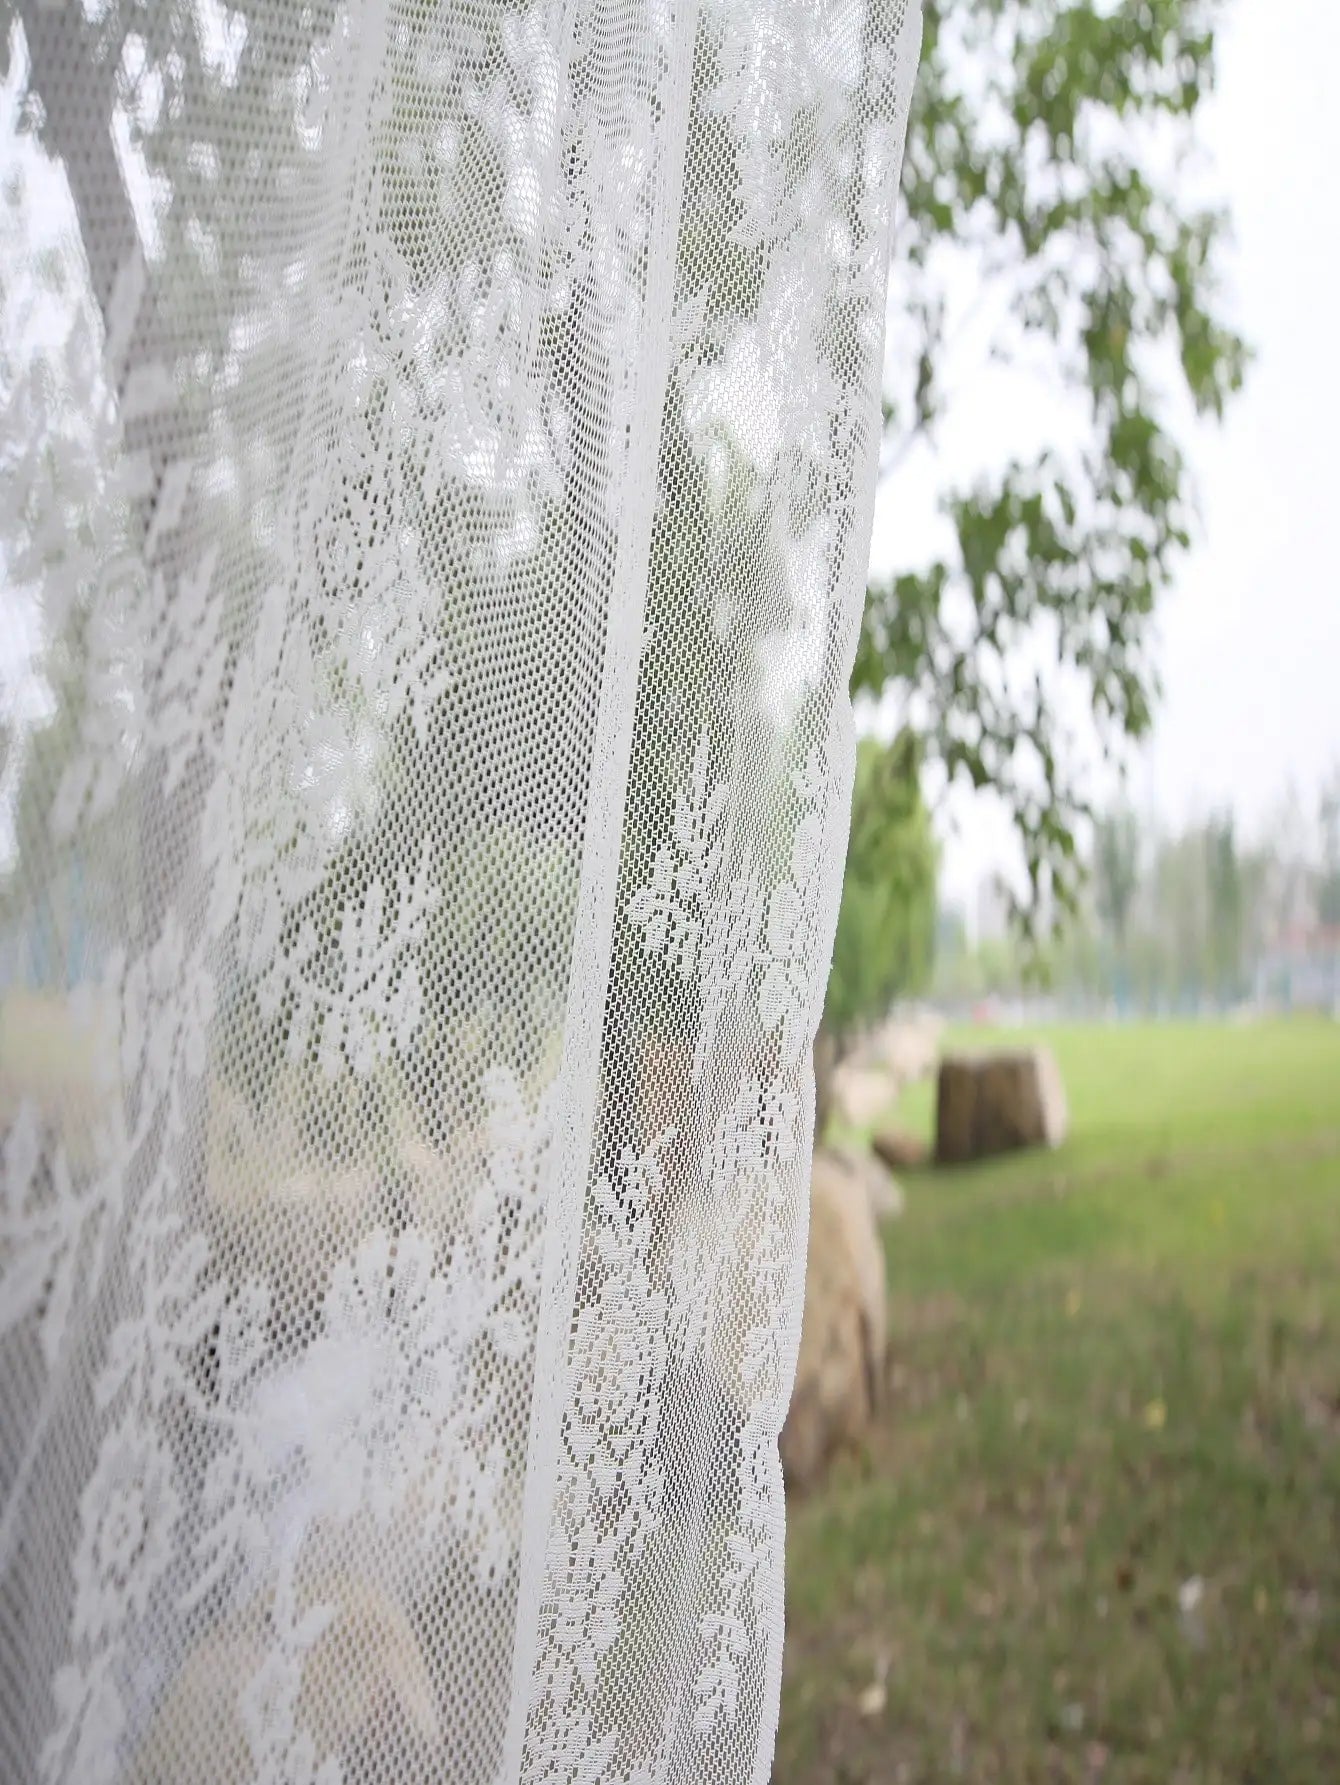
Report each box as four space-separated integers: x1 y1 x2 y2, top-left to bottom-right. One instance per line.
0 3 920 1781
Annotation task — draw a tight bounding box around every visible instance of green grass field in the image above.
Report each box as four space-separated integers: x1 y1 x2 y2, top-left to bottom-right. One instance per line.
778 1020 1340 1785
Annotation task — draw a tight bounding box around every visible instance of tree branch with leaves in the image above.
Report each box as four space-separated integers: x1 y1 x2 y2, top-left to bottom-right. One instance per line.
855 0 1248 940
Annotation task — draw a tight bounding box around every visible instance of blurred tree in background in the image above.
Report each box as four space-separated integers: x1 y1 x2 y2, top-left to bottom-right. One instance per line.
1093 808 1141 953
855 0 1248 940
1203 809 1244 997
933 776 1340 1017
1319 769 1340 928
823 731 936 1047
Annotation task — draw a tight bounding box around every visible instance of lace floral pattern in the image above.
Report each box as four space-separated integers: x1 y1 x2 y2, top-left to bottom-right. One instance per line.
0 1101 120 1369
520 1134 675 1784
627 713 851 1079
0 1 920 1782
263 1227 460 1526
692 1078 805 1733
71 1419 182 1650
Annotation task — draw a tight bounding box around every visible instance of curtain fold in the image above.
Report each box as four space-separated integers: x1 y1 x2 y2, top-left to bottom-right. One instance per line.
0 3 921 1781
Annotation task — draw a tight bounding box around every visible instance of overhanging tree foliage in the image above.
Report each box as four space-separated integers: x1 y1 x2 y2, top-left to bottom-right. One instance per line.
855 0 1248 935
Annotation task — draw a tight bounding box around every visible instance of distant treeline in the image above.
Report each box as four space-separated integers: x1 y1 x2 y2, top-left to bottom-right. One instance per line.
935 773 1340 1016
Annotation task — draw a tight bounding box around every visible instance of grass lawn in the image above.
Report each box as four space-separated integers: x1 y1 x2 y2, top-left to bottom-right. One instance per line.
778 1019 1340 1785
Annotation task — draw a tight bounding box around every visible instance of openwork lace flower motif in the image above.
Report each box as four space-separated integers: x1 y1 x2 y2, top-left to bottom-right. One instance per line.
627 735 728 980
72 1419 180 1648
626 735 763 1082
0 1101 121 1372
522 1134 673 1774
254 1227 456 1527
757 878 808 1028
627 725 840 1079
671 1073 802 1373
239 1592 344 1785
689 1070 804 1734
566 1163 668 1501
284 833 441 1081
42 1662 126 1785
756 788 825 1065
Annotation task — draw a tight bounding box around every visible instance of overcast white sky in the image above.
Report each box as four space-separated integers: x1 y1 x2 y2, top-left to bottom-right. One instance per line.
870 0 1340 914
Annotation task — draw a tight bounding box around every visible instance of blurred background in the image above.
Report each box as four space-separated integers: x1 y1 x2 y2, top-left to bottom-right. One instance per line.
778 2 1340 1781
0 0 1335 1780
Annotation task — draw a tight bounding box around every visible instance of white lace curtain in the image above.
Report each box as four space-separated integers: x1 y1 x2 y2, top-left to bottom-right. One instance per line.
0 2 919 1780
